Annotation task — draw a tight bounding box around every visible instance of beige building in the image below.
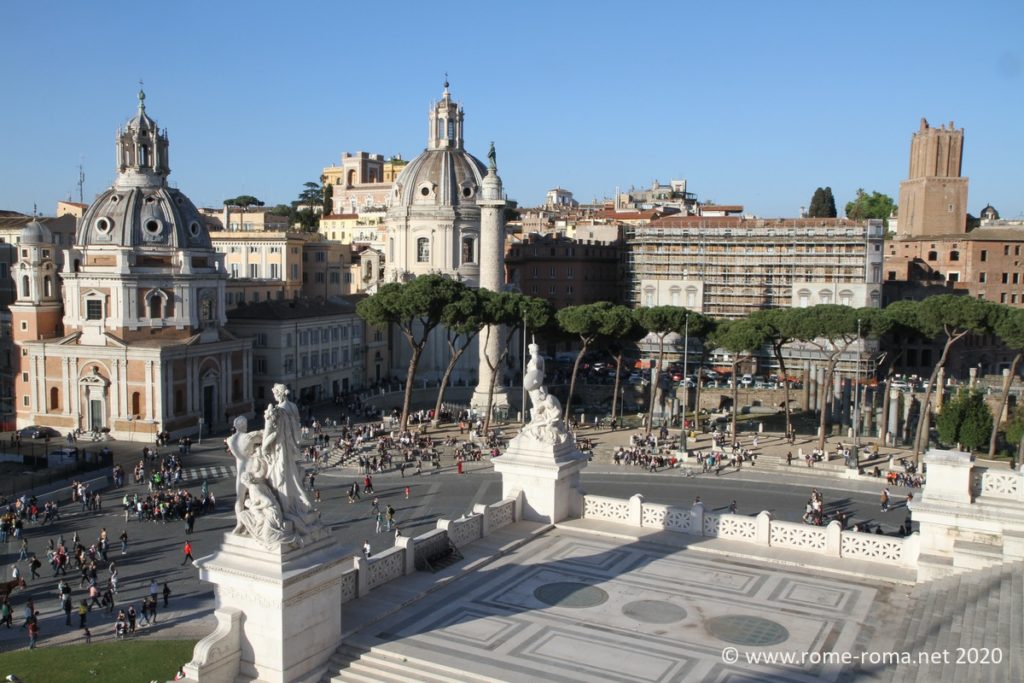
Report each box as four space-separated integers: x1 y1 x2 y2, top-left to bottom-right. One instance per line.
199 206 291 232
318 211 386 248
324 152 407 214
226 297 366 408
56 201 88 219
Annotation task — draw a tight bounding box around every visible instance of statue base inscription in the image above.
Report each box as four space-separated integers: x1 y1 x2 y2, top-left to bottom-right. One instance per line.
188 533 349 683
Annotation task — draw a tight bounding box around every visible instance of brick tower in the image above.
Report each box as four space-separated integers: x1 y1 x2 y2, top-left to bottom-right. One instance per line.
897 118 969 237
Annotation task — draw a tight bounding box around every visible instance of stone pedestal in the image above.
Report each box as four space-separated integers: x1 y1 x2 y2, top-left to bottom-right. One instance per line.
919 448 974 505
188 533 350 683
493 434 588 524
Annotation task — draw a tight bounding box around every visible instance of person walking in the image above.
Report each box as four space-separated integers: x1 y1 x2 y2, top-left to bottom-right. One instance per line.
162 582 171 608
181 540 194 565
120 529 129 555
27 611 39 649
880 488 890 513
77 600 88 628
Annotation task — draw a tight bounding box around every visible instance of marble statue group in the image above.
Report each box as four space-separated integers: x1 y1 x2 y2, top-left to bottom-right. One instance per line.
227 383 321 549
520 343 569 445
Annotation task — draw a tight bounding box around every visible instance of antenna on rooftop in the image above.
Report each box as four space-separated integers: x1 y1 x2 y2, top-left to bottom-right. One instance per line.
77 160 85 204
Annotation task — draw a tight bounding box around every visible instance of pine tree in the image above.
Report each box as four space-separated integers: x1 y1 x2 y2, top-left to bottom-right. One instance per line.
808 188 825 217
823 187 837 217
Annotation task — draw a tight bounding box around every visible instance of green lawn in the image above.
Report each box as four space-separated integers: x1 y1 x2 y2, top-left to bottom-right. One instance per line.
0 639 196 683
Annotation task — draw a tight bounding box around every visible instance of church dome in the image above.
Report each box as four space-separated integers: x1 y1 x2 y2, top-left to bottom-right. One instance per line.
20 218 53 245
981 204 1000 220
389 82 486 209
391 148 486 208
76 90 211 250
78 185 212 250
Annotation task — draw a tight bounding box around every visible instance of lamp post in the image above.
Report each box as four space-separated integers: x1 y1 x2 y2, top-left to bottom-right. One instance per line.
852 318 862 468
681 313 689 453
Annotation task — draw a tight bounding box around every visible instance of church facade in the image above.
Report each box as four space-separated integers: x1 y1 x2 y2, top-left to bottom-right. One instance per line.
11 91 253 440
384 83 509 408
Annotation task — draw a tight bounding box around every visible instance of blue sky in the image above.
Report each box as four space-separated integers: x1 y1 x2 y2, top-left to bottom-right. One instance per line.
1 1 1021 219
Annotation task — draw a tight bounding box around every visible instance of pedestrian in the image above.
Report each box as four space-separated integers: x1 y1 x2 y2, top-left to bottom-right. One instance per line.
729 500 737 514
375 510 384 534
362 540 371 558
29 554 41 580
63 593 72 626
881 488 890 512
404 485 410 500
27 611 39 649
386 504 395 532
786 451 793 466
127 604 137 633
181 540 194 565
162 582 171 608
78 600 88 628
120 529 128 555
148 595 158 624
185 512 195 535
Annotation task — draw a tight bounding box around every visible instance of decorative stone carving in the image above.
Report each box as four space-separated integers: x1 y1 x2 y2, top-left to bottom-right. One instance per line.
226 384 322 550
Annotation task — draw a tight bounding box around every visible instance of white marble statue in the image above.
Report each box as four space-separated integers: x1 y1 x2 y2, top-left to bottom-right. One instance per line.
226 384 321 549
520 343 569 445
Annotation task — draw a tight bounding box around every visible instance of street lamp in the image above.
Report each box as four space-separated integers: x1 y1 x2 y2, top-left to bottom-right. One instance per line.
681 313 689 453
852 318 862 468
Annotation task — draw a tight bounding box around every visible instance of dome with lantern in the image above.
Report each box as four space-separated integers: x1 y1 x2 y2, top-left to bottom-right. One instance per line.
76 89 212 251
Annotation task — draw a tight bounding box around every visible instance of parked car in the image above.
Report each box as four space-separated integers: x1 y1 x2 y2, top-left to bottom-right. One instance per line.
740 374 754 388
19 425 61 439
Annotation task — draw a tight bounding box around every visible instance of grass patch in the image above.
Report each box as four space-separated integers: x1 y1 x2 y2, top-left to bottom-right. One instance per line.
0 639 196 683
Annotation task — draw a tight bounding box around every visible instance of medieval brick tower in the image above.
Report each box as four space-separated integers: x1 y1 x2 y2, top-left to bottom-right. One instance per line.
897 118 969 237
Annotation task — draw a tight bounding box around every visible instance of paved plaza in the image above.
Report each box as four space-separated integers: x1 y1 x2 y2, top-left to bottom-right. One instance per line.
331 522 1019 683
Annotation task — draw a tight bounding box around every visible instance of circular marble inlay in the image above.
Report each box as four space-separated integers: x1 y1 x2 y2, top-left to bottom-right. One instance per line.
621 600 687 624
533 582 609 609
707 615 790 646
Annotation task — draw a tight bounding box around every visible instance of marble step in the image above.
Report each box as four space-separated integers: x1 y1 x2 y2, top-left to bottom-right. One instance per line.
327 644 480 683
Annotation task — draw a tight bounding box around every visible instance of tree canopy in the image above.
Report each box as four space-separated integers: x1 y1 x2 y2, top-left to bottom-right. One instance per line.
845 189 896 224
223 195 264 209
807 187 837 218
936 390 993 452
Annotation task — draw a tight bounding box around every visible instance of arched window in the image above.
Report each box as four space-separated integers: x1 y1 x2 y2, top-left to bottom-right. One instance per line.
416 238 430 263
43 276 52 298
819 290 833 305
149 295 162 319
346 169 356 187
949 250 960 261
49 387 59 410
927 251 938 261
797 289 811 308
839 290 854 307
131 392 141 416
21 276 29 298
462 237 476 264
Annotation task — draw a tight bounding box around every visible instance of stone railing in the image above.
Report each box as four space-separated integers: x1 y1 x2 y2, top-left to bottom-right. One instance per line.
349 489 524 600
582 493 919 568
975 468 1023 501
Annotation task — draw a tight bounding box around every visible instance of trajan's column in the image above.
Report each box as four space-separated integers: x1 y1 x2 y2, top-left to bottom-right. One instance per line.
470 143 510 412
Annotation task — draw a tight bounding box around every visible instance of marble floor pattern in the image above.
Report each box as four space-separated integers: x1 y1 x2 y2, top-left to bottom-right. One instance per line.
345 528 894 682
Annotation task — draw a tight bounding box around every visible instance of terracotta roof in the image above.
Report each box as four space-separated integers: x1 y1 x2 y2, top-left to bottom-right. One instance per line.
700 205 744 212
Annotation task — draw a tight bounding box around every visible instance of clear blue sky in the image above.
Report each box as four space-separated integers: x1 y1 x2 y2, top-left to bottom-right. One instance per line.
1 1 1021 219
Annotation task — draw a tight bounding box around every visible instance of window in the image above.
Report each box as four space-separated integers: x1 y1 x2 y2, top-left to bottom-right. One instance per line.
131 392 140 416
1014 294 1019 305
461 237 476 264
21 276 29 298
416 238 429 262
1015 273 1021 285
566 266 574 278
981 250 988 262
43 276 51 298
315 273 325 283
839 290 853 306
927 251 937 261
290 264 299 279
284 356 294 373
798 290 810 308
230 264 239 278
1001 293 1008 303
329 272 340 284
148 296 161 319
86 299 103 320
253 357 267 374
819 290 833 305
887 271 897 281
980 272 987 283
249 264 259 278
1003 273 1010 284
50 387 59 410
255 333 268 347
270 263 280 279
1005 245 1011 256
949 251 960 261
